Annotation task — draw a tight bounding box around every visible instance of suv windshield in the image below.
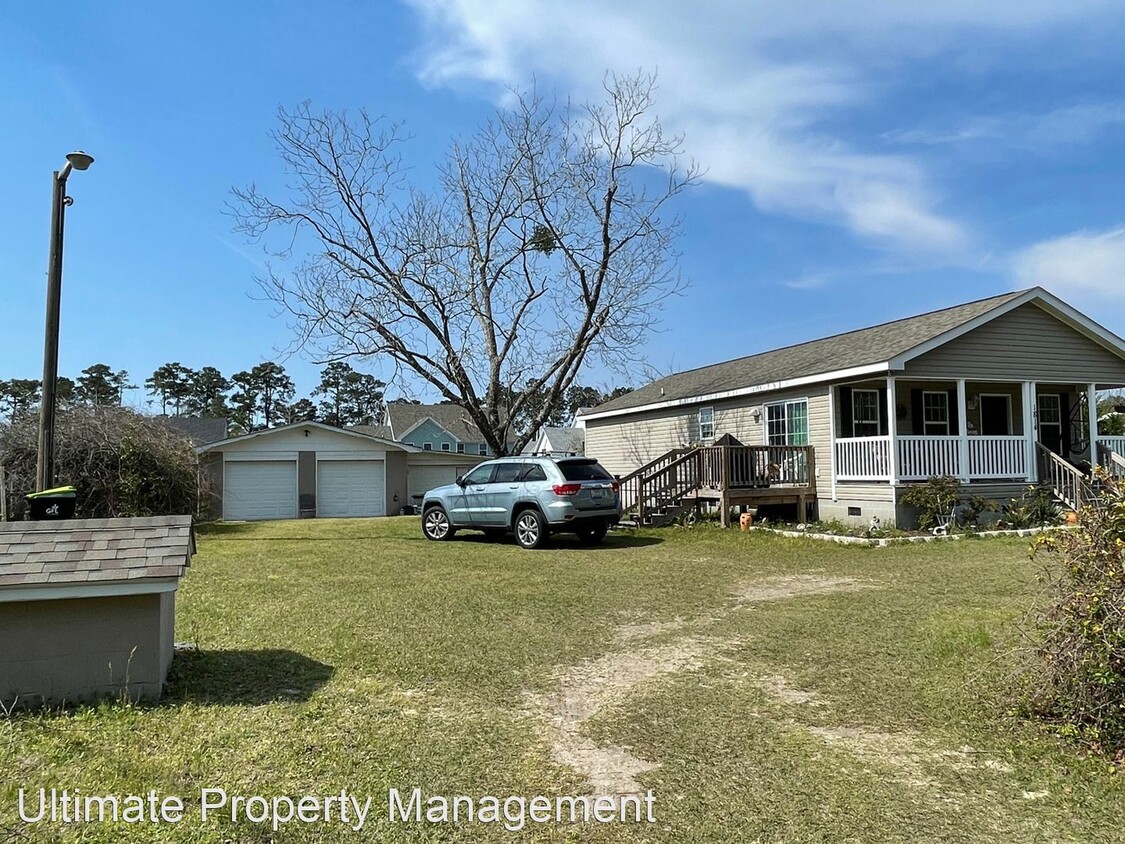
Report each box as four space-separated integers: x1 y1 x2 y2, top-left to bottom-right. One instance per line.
558 461 613 481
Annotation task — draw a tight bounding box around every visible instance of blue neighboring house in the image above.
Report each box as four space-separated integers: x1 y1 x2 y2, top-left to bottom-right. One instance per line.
354 403 494 456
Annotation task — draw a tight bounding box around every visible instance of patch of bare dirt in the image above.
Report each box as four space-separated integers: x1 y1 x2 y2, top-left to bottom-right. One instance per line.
735 574 875 603
614 618 693 641
806 726 1016 787
756 674 823 705
530 638 728 795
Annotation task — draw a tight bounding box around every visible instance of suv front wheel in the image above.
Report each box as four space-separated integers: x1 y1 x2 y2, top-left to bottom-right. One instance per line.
514 508 548 550
422 506 455 541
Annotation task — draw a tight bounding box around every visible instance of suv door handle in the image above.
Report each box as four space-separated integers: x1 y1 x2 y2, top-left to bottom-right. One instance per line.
508 484 519 489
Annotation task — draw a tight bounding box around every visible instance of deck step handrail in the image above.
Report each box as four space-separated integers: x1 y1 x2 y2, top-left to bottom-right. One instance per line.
1037 443 1095 511
617 447 692 512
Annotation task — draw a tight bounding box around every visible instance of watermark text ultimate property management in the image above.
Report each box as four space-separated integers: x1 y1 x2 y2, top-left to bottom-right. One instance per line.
15 787 657 833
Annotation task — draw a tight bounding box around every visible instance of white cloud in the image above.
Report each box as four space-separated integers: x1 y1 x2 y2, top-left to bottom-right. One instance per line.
1014 227 1125 300
404 0 1116 256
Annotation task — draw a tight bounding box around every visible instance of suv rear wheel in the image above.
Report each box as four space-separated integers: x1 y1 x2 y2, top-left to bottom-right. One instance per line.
422 506 455 541
514 508 548 550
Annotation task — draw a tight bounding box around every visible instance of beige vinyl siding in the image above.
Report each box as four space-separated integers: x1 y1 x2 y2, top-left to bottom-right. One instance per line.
583 385 832 494
906 303 1125 382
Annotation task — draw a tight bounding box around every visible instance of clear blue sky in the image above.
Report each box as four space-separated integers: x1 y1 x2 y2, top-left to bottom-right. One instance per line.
4 1 1125 408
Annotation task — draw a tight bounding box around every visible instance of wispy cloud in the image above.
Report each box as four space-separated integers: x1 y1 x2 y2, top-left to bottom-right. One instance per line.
886 102 1125 151
403 0 1116 258
1013 226 1125 300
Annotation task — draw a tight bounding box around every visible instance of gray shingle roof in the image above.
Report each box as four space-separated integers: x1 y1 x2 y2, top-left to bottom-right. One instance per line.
386 403 486 443
0 516 194 590
524 427 585 454
589 290 1028 415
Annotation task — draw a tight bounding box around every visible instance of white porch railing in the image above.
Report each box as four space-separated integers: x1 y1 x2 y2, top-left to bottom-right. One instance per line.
837 435 1032 481
1098 436 1125 457
835 436 891 481
968 435 1027 479
897 436 959 481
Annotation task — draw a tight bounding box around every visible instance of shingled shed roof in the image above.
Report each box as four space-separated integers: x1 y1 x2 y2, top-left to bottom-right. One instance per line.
0 515 194 591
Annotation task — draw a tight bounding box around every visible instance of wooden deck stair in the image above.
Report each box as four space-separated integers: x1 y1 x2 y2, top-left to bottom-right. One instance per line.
618 444 817 527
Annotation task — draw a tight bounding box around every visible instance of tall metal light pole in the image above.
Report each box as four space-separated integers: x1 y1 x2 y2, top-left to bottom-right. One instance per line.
35 150 94 492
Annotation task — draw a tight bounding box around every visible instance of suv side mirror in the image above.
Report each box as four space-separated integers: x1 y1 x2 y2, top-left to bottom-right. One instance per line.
455 475 467 487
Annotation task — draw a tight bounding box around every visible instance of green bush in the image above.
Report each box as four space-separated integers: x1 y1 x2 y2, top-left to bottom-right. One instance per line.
900 475 962 530
1024 486 1125 758
1001 484 1061 529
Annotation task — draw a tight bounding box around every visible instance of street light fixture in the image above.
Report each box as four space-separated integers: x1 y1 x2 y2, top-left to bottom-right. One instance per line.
35 150 94 492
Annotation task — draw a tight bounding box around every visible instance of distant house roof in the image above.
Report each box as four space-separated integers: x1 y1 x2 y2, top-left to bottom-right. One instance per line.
524 427 585 455
581 287 1125 420
0 515 194 595
194 421 418 454
157 416 228 446
385 403 487 443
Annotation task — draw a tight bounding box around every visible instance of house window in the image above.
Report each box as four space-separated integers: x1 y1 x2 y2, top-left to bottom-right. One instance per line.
698 406 715 441
423 443 433 451
766 400 809 446
456 443 465 453
441 442 451 452
479 444 488 455
851 390 880 437
922 391 949 435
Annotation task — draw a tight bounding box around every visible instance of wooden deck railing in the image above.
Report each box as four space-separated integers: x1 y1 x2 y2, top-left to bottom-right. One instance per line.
619 445 816 521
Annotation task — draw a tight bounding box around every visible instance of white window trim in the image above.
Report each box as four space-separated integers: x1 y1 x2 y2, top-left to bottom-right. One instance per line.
698 406 715 441
478 444 488 455
423 443 433 451
851 389 881 438
921 390 950 436
763 398 809 446
456 443 465 453
441 442 451 452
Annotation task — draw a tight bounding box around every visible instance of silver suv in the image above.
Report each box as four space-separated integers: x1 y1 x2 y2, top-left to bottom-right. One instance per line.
420 457 621 549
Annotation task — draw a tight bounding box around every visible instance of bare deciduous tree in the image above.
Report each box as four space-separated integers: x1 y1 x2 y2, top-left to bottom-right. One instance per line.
233 72 697 454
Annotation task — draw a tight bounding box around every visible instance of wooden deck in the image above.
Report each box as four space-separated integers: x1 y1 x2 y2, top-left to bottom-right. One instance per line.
618 445 817 527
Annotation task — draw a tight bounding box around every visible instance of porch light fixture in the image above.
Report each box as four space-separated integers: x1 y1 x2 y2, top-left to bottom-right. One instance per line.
752 407 762 423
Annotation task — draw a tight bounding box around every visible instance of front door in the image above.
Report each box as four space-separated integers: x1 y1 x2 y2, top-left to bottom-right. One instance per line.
1038 394 1064 455
979 395 1012 436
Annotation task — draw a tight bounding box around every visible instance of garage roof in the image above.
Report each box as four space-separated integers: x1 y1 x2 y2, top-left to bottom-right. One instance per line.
194 420 419 453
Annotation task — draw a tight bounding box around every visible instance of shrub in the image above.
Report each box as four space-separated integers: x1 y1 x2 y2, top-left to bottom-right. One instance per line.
900 475 962 530
1023 481 1125 758
1001 484 1061 529
0 406 206 519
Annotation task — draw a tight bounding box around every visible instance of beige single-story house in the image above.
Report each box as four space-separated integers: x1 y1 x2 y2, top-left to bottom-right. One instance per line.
579 288 1125 526
0 516 194 705
196 422 483 520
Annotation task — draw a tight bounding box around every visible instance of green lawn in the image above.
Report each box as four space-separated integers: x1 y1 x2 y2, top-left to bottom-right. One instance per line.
2 518 1123 842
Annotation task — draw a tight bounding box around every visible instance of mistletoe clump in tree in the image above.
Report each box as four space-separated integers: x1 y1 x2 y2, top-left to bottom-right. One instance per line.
233 72 696 455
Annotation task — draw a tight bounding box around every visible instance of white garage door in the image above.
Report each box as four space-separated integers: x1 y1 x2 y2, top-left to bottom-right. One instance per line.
317 460 385 518
225 461 297 521
408 465 466 500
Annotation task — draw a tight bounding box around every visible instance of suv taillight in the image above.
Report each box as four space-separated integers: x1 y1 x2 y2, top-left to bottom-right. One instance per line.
552 483 582 496
611 481 620 493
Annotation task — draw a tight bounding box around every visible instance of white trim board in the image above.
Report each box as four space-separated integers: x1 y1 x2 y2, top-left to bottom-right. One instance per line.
0 579 179 604
196 421 415 455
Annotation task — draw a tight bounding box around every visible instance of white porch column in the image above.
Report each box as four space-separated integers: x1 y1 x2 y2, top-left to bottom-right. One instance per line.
1022 381 1036 482
886 377 898 483
956 379 970 481
1089 382 1099 464
1029 381 1039 482
828 386 837 500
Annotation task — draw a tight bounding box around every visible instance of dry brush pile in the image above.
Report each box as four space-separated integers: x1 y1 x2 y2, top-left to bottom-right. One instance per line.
0 406 206 520
1024 475 1125 761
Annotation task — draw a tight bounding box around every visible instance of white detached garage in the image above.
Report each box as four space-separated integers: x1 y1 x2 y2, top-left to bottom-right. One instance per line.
196 422 482 521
